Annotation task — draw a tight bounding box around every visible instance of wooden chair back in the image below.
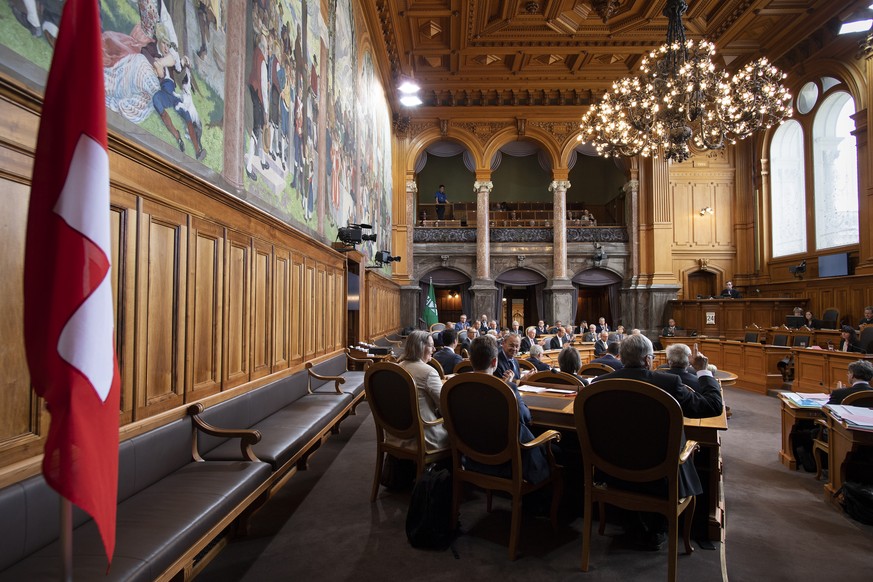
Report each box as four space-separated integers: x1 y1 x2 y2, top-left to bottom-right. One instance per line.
522 370 585 386
859 326 873 354
517 358 537 372
578 362 614 377
440 373 562 560
574 378 695 579
430 322 447 332
365 362 450 501
427 358 446 379
842 390 873 407
822 307 840 328
452 359 474 374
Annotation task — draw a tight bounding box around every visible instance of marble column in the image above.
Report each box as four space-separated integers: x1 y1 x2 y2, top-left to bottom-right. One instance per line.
623 179 640 281
403 179 417 280
549 180 571 279
471 180 497 318
221 0 246 190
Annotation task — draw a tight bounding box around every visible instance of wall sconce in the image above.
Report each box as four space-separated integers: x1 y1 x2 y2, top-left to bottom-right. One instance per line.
699 207 714 216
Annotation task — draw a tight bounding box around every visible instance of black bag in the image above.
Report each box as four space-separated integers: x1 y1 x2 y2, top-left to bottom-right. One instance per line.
405 464 455 550
790 422 818 473
380 454 416 491
841 481 873 525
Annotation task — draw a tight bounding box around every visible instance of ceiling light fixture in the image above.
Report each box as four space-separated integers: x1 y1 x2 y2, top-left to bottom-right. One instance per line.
578 0 792 163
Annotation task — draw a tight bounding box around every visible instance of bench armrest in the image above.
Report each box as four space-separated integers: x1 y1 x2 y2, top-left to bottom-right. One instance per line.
346 353 374 371
423 417 444 428
521 429 561 449
679 440 699 464
187 403 262 462
305 362 346 394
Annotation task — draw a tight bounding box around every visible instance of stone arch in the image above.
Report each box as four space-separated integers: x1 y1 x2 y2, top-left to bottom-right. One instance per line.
482 126 561 173
404 127 485 174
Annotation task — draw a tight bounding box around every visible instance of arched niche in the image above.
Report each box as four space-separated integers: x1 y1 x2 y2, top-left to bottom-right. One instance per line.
419 268 473 325
572 268 623 328
494 268 548 328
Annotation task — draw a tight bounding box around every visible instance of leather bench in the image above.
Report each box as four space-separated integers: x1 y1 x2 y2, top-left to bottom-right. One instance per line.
0 409 269 582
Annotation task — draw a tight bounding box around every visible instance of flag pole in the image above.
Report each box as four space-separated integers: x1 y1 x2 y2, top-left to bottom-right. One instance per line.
61 498 73 581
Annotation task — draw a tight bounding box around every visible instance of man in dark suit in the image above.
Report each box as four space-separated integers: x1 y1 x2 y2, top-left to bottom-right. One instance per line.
520 326 538 353
494 333 522 383
549 327 570 350
593 334 723 550
661 318 683 337
596 317 610 334
535 320 548 336
582 324 598 342
526 344 552 371
663 343 699 389
593 331 610 356
454 314 470 331
720 280 741 299
590 342 623 371
434 329 463 375
828 360 873 404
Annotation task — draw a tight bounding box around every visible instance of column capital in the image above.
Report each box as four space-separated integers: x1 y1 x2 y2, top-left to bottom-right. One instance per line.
406 180 418 192
549 180 571 192
622 179 639 194
474 180 493 193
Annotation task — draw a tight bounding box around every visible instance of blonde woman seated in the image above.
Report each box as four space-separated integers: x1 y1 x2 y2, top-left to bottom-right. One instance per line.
388 330 449 451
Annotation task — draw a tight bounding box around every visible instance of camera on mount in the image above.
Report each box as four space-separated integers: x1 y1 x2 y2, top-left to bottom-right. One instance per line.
788 260 807 277
337 222 376 246
374 251 401 266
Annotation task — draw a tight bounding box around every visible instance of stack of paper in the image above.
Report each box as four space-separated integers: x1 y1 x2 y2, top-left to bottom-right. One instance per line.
782 392 830 408
825 404 873 432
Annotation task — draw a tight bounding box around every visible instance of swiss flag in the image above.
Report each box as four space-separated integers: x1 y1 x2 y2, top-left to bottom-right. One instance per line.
23 0 119 566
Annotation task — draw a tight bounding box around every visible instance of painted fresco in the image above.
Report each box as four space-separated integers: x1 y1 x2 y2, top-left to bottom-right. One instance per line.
357 51 393 264
0 0 392 248
244 0 320 228
1 1 226 171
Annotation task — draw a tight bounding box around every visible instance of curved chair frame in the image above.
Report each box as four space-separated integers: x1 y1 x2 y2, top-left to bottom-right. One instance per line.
578 362 615 377
365 362 450 502
452 359 474 374
427 357 446 379
440 373 562 560
517 358 537 372
522 370 585 386
574 379 697 581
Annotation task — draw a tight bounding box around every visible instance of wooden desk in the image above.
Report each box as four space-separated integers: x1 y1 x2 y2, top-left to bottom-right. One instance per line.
823 407 873 501
522 390 729 539
668 298 806 340
777 395 825 470
794 350 873 393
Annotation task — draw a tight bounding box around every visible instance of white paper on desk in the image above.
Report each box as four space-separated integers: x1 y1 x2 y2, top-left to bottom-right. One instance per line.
518 386 546 394
783 392 826 408
545 388 577 395
826 405 873 428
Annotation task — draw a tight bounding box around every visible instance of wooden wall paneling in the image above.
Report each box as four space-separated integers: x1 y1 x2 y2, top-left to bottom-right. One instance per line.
693 182 714 246
672 181 693 246
290 253 305 365
135 201 188 419
273 246 291 371
304 258 316 361
251 238 273 380
335 267 346 351
110 190 137 423
224 230 251 389
187 217 225 400
315 263 327 355
713 179 734 249
0 177 43 466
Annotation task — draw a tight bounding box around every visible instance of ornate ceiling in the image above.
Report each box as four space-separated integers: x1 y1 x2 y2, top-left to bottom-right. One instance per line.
360 0 870 111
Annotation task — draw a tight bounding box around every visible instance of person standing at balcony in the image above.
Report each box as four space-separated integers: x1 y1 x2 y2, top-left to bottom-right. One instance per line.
434 184 448 220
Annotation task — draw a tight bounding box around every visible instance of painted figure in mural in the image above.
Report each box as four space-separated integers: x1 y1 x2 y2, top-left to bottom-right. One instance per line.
246 32 269 181
8 0 63 46
195 0 221 59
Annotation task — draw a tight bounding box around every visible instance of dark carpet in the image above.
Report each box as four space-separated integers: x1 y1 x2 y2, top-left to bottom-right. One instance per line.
199 385 873 581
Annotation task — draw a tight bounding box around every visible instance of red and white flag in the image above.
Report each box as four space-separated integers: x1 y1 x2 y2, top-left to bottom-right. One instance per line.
24 0 119 565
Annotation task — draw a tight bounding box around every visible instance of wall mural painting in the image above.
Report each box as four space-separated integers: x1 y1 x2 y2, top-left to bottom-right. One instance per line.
0 1 392 248
357 50 393 268
244 0 321 229
1 1 226 171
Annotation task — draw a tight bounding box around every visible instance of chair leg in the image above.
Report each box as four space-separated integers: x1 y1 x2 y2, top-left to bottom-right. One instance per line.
509 494 522 561
668 513 679 582
370 451 383 503
581 491 593 571
683 497 695 555
597 502 607 535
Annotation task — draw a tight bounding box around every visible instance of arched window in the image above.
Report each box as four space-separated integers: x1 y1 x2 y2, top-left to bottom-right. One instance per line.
770 120 806 257
812 92 858 250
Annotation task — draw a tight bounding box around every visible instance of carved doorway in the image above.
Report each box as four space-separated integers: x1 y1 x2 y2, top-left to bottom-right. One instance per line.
687 270 717 299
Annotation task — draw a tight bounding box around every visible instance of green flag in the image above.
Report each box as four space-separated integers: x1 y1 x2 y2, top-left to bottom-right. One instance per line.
424 279 439 327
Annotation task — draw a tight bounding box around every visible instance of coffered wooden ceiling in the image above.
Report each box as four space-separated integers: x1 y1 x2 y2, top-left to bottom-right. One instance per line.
360 0 870 111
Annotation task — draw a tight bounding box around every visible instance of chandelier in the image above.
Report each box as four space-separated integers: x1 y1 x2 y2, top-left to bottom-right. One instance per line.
578 0 792 162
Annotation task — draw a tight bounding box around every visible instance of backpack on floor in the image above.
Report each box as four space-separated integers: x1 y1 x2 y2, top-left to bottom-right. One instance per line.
405 464 455 550
790 422 818 473
841 481 873 525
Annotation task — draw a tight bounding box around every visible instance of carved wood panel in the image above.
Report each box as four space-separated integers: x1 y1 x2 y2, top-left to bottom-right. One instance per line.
273 246 291 371
135 201 187 418
225 230 251 389
251 238 273 380
188 217 224 400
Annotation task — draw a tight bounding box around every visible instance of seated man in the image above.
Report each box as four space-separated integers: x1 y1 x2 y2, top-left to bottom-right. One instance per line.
590 342 623 371
520 326 538 353
557 346 589 385
582 324 598 342
535 320 549 336
467 335 551 484
593 334 723 550
663 343 700 389
661 318 682 337
526 344 552 371
860 306 873 327
459 327 478 352
596 317 610 334
433 329 463 374
549 326 570 350
454 314 470 331
720 280 741 298
594 331 610 356
828 360 873 404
